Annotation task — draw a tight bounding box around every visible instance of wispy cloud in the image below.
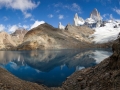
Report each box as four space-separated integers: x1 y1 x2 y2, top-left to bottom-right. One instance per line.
3 16 8 21
58 15 64 19
113 8 120 15
23 12 32 18
71 3 81 13
83 0 112 5
53 3 82 13
56 10 60 13
48 14 54 18
102 13 114 20
30 18 35 21
103 14 109 18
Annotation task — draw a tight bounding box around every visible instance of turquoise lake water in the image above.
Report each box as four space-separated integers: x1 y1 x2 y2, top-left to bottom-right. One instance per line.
0 49 112 87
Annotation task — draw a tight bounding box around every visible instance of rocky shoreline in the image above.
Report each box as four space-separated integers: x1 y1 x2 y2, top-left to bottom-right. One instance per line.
0 38 119 90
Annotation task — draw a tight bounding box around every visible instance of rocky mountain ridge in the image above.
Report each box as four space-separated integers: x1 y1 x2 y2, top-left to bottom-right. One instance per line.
0 28 28 50
11 29 28 45
90 8 102 21
67 8 102 28
0 22 115 50
17 23 94 50
0 31 16 50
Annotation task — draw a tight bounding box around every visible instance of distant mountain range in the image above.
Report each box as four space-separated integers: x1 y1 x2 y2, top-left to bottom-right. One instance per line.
0 8 119 50
59 8 120 43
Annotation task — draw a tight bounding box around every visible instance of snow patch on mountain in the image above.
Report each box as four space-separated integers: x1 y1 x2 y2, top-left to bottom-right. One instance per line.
91 20 120 43
85 18 96 24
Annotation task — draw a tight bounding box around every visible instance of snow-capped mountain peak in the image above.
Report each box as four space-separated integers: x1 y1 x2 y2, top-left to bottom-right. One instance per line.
68 8 120 44
73 13 85 26
58 22 65 29
90 8 102 21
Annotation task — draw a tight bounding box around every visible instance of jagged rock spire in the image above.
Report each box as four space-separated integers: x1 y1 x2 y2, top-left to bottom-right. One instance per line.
73 13 84 26
90 8 102 21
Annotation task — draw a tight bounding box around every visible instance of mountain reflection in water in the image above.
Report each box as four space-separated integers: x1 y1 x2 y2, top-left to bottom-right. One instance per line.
0 49 112 87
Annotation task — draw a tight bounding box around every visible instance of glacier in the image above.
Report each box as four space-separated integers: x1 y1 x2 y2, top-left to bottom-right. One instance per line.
92 20 120 43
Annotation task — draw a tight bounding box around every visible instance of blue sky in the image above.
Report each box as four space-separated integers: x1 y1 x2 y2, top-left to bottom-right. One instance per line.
0 0 120 33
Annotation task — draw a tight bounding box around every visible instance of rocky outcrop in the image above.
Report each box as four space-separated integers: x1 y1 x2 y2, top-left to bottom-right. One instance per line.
0 31 16 50
17 23 94 50
11 29 28 45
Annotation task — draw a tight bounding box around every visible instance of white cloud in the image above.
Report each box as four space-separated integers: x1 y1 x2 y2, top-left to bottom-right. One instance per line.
0 24 5 31
8 25 19 33
23 25 29 29
17 23 29 29
0 0 40 18
7 24 30 33
48 14 54 18
113 8 120 15
0 0 40 11
0 23 30 33
58 15 64 19
30 20 45 29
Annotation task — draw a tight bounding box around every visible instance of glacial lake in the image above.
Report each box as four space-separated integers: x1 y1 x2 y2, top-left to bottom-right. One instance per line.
0 49 112 87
